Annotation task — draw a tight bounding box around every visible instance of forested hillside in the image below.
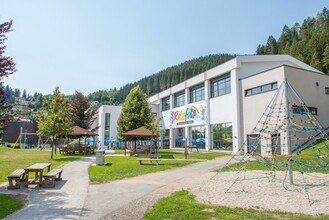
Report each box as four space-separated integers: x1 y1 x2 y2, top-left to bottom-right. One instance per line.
88 54 235 105
256 8 329 73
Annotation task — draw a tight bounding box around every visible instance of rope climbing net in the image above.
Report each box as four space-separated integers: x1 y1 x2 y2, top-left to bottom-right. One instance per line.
221 80 329 195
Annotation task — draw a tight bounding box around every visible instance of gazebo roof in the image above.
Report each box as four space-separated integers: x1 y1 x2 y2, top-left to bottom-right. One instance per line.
68 126 98 137
121 127 156 138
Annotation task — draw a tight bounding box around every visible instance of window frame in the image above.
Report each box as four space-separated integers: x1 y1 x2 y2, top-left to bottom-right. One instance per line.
210 73 231 98
325 87 329 95
292 105 318 115
161 96 170 111
189 83 205 103
245 82 278 97
174 91 185 108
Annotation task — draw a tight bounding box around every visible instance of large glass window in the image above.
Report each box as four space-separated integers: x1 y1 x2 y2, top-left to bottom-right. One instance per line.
174 128 185 148
245 82 277 96
190 126 206 149
292 104 318 115
211 123 232 150
211 73 231 98
162 129 170 149
190 83 205 103
104 113 111 142
174 91 185 107
161 96 170 111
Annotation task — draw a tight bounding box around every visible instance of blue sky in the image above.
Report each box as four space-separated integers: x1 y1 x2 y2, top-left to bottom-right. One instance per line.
1 1 328 95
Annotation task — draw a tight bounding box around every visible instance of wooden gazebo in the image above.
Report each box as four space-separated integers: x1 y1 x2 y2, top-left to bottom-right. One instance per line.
59 126 99 154
121 127 158 156
68 126 99 138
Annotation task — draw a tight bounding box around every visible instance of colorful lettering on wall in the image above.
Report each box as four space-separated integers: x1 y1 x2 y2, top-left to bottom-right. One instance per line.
170 101 207 127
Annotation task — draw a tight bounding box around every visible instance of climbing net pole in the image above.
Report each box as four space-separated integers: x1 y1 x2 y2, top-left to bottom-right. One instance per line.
220 79 329 194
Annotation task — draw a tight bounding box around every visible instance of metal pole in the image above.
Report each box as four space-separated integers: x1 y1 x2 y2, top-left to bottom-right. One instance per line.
19 127 23 148
285 79 293 184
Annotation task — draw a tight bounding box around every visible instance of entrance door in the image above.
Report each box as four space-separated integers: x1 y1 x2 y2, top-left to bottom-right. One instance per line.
271 133 281 155
247 134 261 153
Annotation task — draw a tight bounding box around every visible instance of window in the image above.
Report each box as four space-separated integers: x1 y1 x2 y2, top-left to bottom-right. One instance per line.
190 83 205 103
211 73 231 98
245 82 278 96
174 91 185 107
191 126 206 149
174 128 185 148
104 113 111 141
211 123 232 150
292 105 318 115
161 96 170 111
325 87 329 95
162 129 170 149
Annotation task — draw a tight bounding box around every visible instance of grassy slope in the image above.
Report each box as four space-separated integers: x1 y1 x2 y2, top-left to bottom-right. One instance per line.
143 190 329 220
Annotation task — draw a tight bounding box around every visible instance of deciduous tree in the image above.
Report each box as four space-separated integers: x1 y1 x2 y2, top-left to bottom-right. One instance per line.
117 85 159 140
37 87 73 159
0 20 16 135
70 91 97 130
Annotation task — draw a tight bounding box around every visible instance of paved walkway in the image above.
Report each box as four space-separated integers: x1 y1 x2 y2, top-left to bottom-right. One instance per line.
0 157 93 220
0 155 231 220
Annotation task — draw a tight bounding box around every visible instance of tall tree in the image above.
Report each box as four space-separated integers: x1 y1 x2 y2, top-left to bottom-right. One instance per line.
256 7 329 73
117 85 159 140
37 87 73 159
70 91 97 130
14 88 20 97
0 20 16 135
22 89 27 99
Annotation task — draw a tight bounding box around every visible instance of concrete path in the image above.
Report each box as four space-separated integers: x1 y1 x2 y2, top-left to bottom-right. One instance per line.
0 157 93 220
81 156 231 220
0 155 231 220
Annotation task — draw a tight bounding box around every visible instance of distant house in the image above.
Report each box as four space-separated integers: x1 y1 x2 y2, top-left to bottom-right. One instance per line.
90 101 99 107
17 97 29 106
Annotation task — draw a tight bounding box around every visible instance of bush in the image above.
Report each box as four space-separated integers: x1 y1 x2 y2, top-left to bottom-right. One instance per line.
5 143 20 149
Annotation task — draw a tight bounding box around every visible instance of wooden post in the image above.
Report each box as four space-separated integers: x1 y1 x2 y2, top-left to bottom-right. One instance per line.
124 141 127 156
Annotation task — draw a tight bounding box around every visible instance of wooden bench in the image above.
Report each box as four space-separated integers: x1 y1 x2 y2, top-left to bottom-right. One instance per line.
7 169 26 189
188 146 199 152
42 169 63 188
136 154 161 159
137 158 162 166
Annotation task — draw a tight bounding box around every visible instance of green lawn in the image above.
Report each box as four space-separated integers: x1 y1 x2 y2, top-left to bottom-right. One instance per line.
143 190 329 220
89 150 228 183
219 139 329 173
0 146 84 183
0 194 25 219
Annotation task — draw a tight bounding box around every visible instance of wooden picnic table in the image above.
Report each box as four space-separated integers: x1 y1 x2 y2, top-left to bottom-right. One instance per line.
24 163 51 187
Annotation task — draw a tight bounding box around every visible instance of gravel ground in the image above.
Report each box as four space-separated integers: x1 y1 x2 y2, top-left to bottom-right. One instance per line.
188 171 329 216
104 170 329 219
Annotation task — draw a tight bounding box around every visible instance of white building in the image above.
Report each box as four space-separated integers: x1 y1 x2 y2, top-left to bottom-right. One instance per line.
92 105 122 148
148 55 329 153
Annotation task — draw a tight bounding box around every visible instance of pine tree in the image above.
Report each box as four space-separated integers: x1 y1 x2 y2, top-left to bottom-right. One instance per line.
117 85 159 140
22 89 27 99
0 20 16 135
70 91 97 130
14 88 20 97
37 87 73 159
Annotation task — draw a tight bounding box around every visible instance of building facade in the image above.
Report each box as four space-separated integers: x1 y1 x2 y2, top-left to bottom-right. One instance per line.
148 55 329 153
92 105 122 148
